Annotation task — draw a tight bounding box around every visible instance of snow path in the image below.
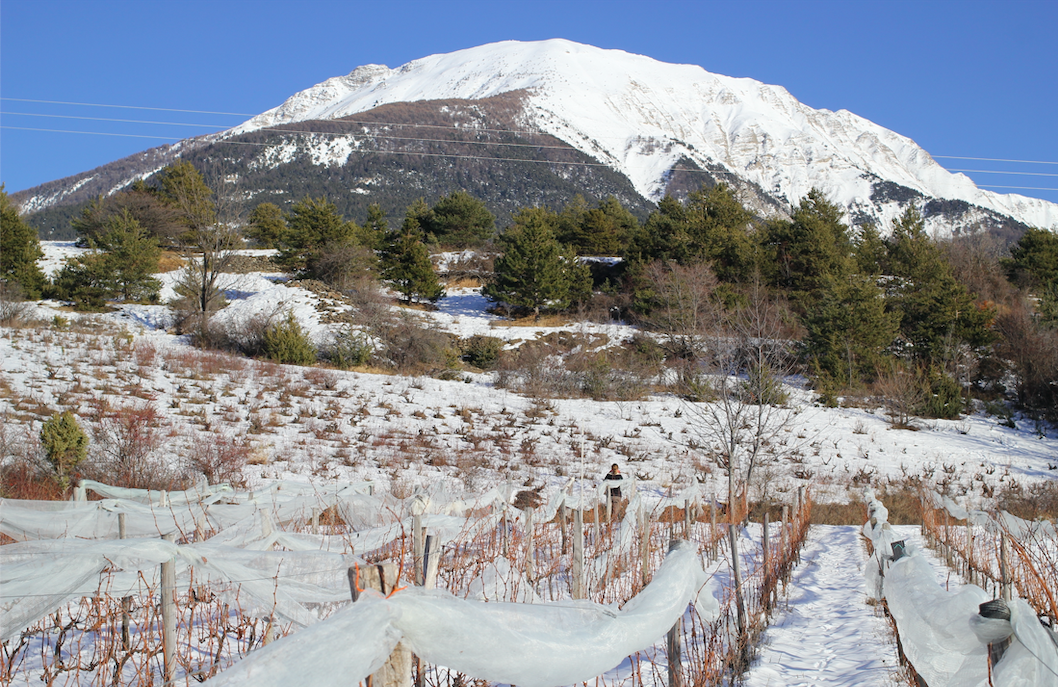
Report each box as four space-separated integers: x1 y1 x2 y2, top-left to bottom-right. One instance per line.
744 525 900 687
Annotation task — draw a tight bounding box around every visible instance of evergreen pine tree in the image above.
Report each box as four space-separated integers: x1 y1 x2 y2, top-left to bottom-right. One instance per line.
156 161 216 245
426 191 495 248
381 217 444 304
0 186 47 299
485 207 590 319
1004 227 1058 290
277 196 361 274
803 272 898 390
246 202 286 248
54 210 161 308
761 188 852 309
885 207 995 364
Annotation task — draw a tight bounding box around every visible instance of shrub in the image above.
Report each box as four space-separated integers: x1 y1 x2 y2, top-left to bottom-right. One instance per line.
186 432 249 487
263 312 317 365
89 402 167 490
460 335 504 370
375 314 453 373
917 366 964 419
40 411 89 489
0 280 31 326
329 327 375 369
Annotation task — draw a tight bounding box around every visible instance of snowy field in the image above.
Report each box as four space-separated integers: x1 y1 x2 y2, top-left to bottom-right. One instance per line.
2 243 1057 686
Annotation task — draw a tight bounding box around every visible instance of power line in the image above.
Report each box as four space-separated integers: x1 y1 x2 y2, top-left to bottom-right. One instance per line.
0 97 254 117
946 169 1058 178
6 96 1058 168
933 155 1058 166
1 111 231 129
977 185 1058 192
1 125 184 141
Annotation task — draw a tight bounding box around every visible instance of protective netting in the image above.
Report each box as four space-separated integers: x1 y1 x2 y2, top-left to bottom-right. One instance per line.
863 490 1058 687
203 540 710 687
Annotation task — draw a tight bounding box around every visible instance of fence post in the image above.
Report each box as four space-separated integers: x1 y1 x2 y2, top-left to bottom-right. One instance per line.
683 499 691 539
311 507 320 535
763 510 770 573
348 563 413 687
781 505 789 580
524 507 535 582
710 498 717 562
667 616 682 687
728 524 748 670
1000 534 1011 602
118 513 131 650
593 501 601 551
573 508 585 599
666 541 683 687
160 532 176 687
412 513 424 587
640 503 651 587
560 503 568 555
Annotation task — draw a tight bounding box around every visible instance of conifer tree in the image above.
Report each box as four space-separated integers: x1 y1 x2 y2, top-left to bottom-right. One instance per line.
1004 227 1058 290
40 411 88 490
885 207 995 364
761 188 852 308
245 202 286 248
381 216 444 304
0 186 47 299
485 207 590 319
362 203 390 251
803 272 898 390
54 210 161 308
156 161 216 245
426 191 495 248
277 196 362 275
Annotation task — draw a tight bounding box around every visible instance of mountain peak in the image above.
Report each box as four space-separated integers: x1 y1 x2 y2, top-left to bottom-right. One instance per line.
15 40 1058 237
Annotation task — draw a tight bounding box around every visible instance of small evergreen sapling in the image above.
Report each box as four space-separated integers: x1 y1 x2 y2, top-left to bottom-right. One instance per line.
40 411 88 490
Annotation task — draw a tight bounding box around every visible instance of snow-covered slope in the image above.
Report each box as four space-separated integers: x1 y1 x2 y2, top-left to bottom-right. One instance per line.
231 39 1057 231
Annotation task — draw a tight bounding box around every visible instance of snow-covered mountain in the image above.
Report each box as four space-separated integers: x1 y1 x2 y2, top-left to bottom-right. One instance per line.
15 39 1058 236
229 39 1058 232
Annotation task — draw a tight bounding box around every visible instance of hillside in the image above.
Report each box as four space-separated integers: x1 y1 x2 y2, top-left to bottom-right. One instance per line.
13 40 1057 242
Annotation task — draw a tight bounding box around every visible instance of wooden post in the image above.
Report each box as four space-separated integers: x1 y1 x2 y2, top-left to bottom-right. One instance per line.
683 499 691 539
160 532 176 687
423 535 440 589
781 505 789 572
640 504 650 587
666 541 683 687
559 502 568 555
667 617 682 687
118 513 131 650
311 507 320 535
728 525 747 670
412 513 424 587
1000 534 1011 602
710 499 717 563
593 501 601 550
349 563 413 687
572 508 585 599
524 507 535 582
763 511 770 574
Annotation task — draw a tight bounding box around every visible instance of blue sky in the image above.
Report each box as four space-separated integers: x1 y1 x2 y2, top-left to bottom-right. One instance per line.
2 0 1056 206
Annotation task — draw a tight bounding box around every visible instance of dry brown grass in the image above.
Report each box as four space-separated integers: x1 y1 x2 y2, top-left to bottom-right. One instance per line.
157 250 185 272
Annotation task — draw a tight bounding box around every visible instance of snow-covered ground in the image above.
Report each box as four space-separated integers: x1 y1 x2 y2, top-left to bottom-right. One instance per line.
744 524 966 687
3 243 1057 686
6 243 1056 509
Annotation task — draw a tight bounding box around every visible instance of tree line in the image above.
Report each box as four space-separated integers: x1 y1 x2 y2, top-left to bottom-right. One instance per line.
2 162 1057 424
